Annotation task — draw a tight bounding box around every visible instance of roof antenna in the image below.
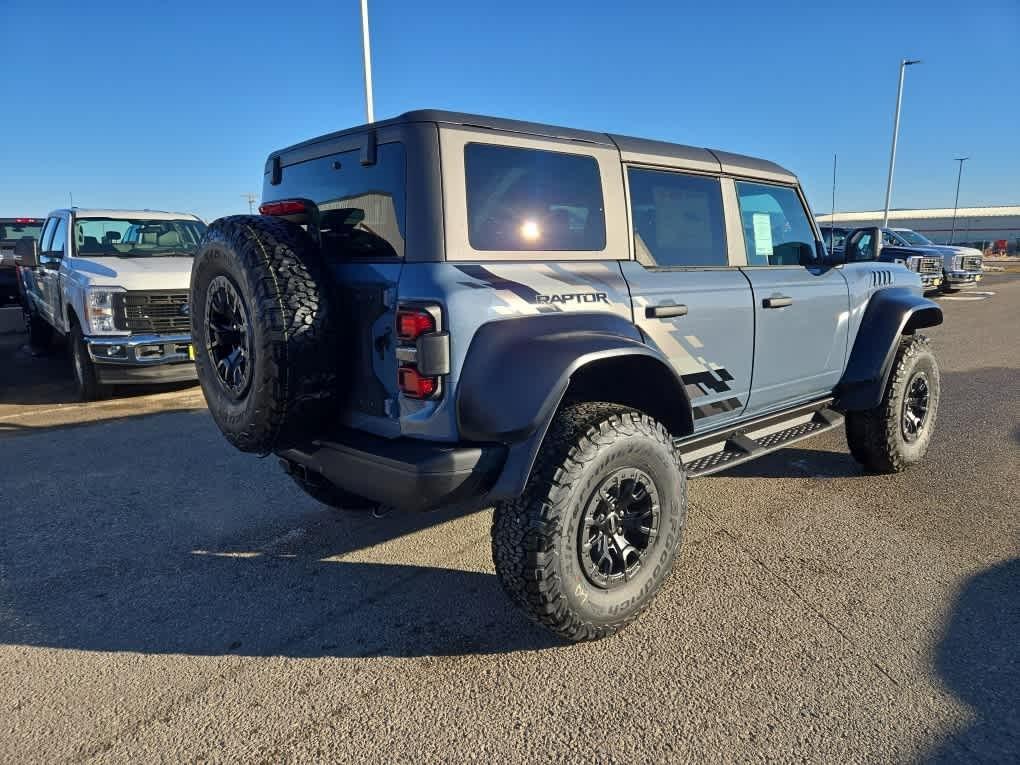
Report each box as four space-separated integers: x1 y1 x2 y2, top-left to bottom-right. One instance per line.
69 191 73 208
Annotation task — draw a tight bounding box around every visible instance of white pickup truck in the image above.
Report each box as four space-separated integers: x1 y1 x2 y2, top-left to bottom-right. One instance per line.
16 208 206 399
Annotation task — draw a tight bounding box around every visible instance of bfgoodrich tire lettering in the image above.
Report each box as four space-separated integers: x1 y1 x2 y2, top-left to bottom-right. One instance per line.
190 216 341 454
846 334 940 473
492 402 687 642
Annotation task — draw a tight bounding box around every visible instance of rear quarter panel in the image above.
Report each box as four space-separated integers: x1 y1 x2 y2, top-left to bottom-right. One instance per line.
396 261 633 441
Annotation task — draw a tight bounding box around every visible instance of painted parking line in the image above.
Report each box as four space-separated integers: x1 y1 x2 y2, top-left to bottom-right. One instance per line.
938 291 995 301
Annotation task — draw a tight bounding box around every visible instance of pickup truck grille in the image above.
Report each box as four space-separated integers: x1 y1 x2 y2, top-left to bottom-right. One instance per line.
115 291 191 334
919 257 942 275
962 255 982 272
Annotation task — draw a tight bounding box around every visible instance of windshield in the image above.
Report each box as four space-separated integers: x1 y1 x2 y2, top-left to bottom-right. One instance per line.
822 227 848 249
893 229 934 247
74 217 207 257
0 221 43 242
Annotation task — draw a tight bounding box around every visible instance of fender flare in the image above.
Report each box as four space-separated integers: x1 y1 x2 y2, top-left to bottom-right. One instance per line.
836 287 943 411
455 312 693 501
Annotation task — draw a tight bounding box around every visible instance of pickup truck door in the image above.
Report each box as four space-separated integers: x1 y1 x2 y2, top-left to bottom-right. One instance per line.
37 215 68 328
734 181 850 414
622 168 753 431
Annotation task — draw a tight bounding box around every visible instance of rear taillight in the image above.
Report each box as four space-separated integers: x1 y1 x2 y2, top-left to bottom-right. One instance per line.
396 308 435 341
397 366 438 398
395 305 446 400
258 199 308 217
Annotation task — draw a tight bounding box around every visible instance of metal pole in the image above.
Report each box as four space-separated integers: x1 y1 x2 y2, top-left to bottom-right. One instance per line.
831 153 837 224
360 0 375 124
949 157 968 244
882 59 921 228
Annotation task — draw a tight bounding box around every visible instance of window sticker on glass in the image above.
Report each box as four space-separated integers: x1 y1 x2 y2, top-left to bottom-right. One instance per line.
752 213 773 258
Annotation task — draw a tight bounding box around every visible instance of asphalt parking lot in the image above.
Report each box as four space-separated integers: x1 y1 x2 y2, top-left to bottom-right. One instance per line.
2 275 1018 763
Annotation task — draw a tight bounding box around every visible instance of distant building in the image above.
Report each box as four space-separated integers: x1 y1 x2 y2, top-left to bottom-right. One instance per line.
816 206 1020 255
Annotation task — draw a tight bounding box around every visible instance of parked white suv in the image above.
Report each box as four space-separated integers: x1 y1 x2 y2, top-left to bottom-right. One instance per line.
16 208 205 399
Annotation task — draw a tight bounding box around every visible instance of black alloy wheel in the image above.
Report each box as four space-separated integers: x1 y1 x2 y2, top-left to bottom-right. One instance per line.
580 468 661 589
901 371 930 443
205 275 252 398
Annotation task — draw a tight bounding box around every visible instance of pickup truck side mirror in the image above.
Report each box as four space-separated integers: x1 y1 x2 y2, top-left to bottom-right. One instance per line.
844 227 883 263
14 236 39 268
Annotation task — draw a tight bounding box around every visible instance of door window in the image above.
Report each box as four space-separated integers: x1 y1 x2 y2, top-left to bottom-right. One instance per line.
464 143 606 251
627 168 727 267
735 182 818 267
47 218 67 257
39 218 57 252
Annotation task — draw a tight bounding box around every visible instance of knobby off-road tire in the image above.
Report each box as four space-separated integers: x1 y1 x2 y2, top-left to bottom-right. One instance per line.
846 334 940 473
492 402 687 642
69 322 110 401
190 216 341 454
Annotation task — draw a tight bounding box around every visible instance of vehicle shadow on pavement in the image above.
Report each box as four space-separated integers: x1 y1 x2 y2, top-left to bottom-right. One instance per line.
925 558 1020 763
0 333 197 408
1 501 560 659
706 446 863 480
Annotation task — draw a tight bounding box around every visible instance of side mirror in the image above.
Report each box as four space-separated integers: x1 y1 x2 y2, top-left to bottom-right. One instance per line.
844 227 883 263
817 238 837 264
14 236 39 268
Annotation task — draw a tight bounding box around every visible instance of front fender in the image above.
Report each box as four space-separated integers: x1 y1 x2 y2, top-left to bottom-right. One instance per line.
836 287 942 411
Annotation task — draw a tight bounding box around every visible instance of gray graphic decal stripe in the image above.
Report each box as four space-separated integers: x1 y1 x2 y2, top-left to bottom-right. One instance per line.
681 369 733 395
692 397 743 420
454 264 560 312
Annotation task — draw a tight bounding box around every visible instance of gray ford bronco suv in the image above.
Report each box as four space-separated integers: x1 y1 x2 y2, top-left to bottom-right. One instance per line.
190 110 943 642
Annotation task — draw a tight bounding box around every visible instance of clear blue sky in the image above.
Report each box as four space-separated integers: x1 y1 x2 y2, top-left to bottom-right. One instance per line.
3 0 1017 222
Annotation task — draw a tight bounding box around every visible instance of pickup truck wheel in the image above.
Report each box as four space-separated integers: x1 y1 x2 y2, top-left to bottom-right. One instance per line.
492 402 687 642
190 216 340 454
69 323 110 401
846 334 939 473
24 309 53 352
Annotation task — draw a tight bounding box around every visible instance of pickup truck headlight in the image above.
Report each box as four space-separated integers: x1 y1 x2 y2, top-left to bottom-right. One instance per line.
85 286 127 335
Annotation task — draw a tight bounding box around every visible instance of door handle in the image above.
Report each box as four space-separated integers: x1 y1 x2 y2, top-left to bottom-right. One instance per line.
762 296 793 309
645 304 688 319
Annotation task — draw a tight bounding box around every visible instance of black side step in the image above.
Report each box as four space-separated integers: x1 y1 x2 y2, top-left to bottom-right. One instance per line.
680 407 845 478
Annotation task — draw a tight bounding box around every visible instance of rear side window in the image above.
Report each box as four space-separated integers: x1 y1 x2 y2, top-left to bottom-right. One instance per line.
465 144 606 251
628 168 727 268
735 182 817 266
270 142 406 259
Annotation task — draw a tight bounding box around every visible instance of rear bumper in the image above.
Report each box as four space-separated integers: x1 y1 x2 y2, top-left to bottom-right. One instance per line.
278 429 506 512
88 333 198 384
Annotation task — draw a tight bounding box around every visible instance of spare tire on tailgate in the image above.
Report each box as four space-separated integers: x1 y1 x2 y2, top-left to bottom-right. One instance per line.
190 215 340 453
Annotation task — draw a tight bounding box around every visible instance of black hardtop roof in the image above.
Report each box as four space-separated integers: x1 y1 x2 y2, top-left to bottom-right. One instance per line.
268 109 796 183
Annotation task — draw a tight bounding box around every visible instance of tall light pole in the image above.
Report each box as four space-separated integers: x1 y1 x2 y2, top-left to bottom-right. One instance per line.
241 193 256 214
360 0 375 123
949 157 969 244
882 59 922 228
